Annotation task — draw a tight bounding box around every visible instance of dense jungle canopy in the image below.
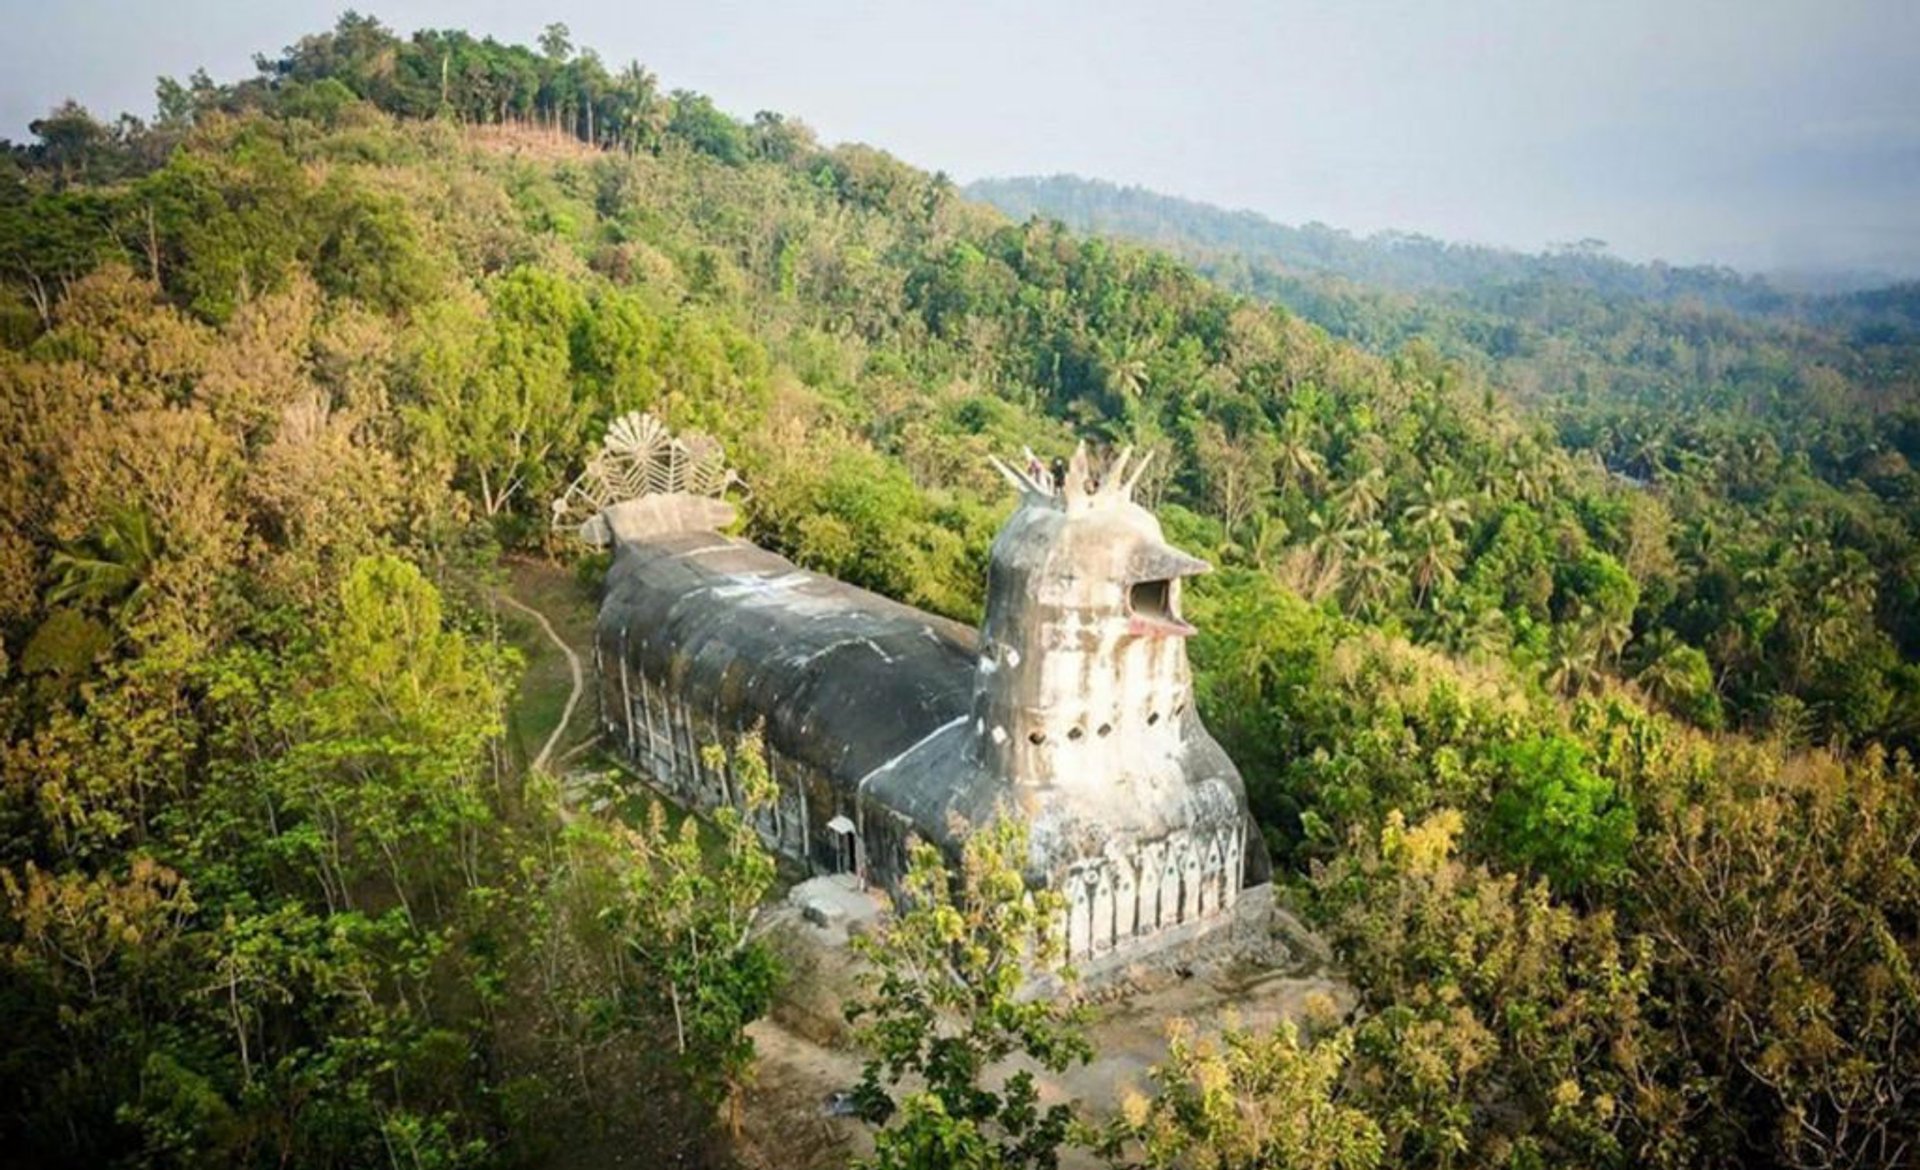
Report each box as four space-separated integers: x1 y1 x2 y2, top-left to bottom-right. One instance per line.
2 14 1916 1170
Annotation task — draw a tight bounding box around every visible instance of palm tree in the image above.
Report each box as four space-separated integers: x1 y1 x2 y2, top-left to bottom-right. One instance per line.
1304 508 1345 568
1402 467 1472 537
1406 522 1463 609
1409 389 1453 453
1805 594 1859 661
1340 523 1397 619
1545 625 1604 697
1472 453 1503 504
1246 511 1290 570
1629 424 1669 482
1589 607 1633 664
1289 509 1349 600
1636 630 1696 707
1509 446 1552 506
1334 466 1387 525
613 61 663 152
1451 607 1512 660
1440 605 1511 659
1100 333 1157 400
48 505 161 623
1825 553 1877 614
1273 411 1326 493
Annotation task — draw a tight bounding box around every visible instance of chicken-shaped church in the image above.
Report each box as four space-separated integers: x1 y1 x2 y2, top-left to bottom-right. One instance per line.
561 415 1269 964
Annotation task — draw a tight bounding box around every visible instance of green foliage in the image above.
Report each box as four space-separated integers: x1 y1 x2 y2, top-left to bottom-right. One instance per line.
18 607 111 688
602 733 781 1110
2 16 1917 1170
848 817 1093 1170
1485 734 1635 894
1315 810 1662 1169
973 174 1920 751
46 504 162 621
1633 633 1723 728
1093 1016 1384 1170
401 272 593 521
668 93 751 165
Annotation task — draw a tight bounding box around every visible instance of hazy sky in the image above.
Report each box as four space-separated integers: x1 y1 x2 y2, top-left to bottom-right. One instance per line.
4 1 1917 276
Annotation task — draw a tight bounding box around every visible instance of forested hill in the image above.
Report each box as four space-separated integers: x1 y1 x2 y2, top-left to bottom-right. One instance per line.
967 172 1920 349
965 174 1799 308
2 14 1917 1170
968 175 1920 745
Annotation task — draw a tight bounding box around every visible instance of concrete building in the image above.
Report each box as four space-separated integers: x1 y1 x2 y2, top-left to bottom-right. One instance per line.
583 430 1269 965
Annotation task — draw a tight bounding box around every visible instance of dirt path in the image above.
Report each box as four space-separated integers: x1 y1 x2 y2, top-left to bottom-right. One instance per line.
498 590 583 774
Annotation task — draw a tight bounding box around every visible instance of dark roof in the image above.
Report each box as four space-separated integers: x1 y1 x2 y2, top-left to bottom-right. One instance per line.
599 532 979 787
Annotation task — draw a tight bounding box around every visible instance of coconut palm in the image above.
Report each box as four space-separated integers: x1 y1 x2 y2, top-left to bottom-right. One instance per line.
1100 333 1157 400
1545 626 1604 697
1509 446 1553 507
1298 508 1351 599
1334 466 1387 525
1273 410 1326 493
614 61 665 152
1246 511 1290 570
1590 607 1633 664
1636 630 1699 707
1340 523 1397 619
1406 522 1463 609
1438 605 1511 659
1402 467 1472 537
1304 508 1347 571
48 504 161 623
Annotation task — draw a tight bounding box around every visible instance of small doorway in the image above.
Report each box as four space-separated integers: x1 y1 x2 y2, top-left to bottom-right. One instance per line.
827 815 860 888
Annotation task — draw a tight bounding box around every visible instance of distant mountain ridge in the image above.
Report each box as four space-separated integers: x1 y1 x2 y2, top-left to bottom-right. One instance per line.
966 173 1920 362
965 174 1870 314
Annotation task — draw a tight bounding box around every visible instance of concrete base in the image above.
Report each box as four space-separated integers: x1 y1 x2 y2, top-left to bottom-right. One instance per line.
1029 883 1278 998
785 874 886 948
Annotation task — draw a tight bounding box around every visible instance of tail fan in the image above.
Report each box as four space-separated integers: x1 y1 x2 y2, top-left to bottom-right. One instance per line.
551 412 742 546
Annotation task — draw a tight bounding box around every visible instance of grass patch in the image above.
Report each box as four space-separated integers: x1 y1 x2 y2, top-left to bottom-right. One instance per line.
498 556 603 772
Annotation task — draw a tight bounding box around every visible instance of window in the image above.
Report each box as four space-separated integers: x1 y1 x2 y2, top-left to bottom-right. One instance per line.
1128 577 1174 621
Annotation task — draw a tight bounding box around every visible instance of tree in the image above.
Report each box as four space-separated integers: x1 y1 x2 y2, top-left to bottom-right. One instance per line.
1334 466 1387 526
1273 410 1326 493
24 101 126 188
1194 420 1276 545
1485 734 1635 893
1340 524 1398 619
1315 809 1662 1169
1633 631 1722 728
1299 509 1350 599
1544 624 1604 697
603 733 781 1122
538 22 573 64
1400 468 1471 538
403 274 592 520
1101 332 1157 400
667 92 750 165
848 816 1092 1170
47 504 162 624
615 62 666 152
1404 522 1462 610
282 554 506 919
1093 1015 1384 1170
